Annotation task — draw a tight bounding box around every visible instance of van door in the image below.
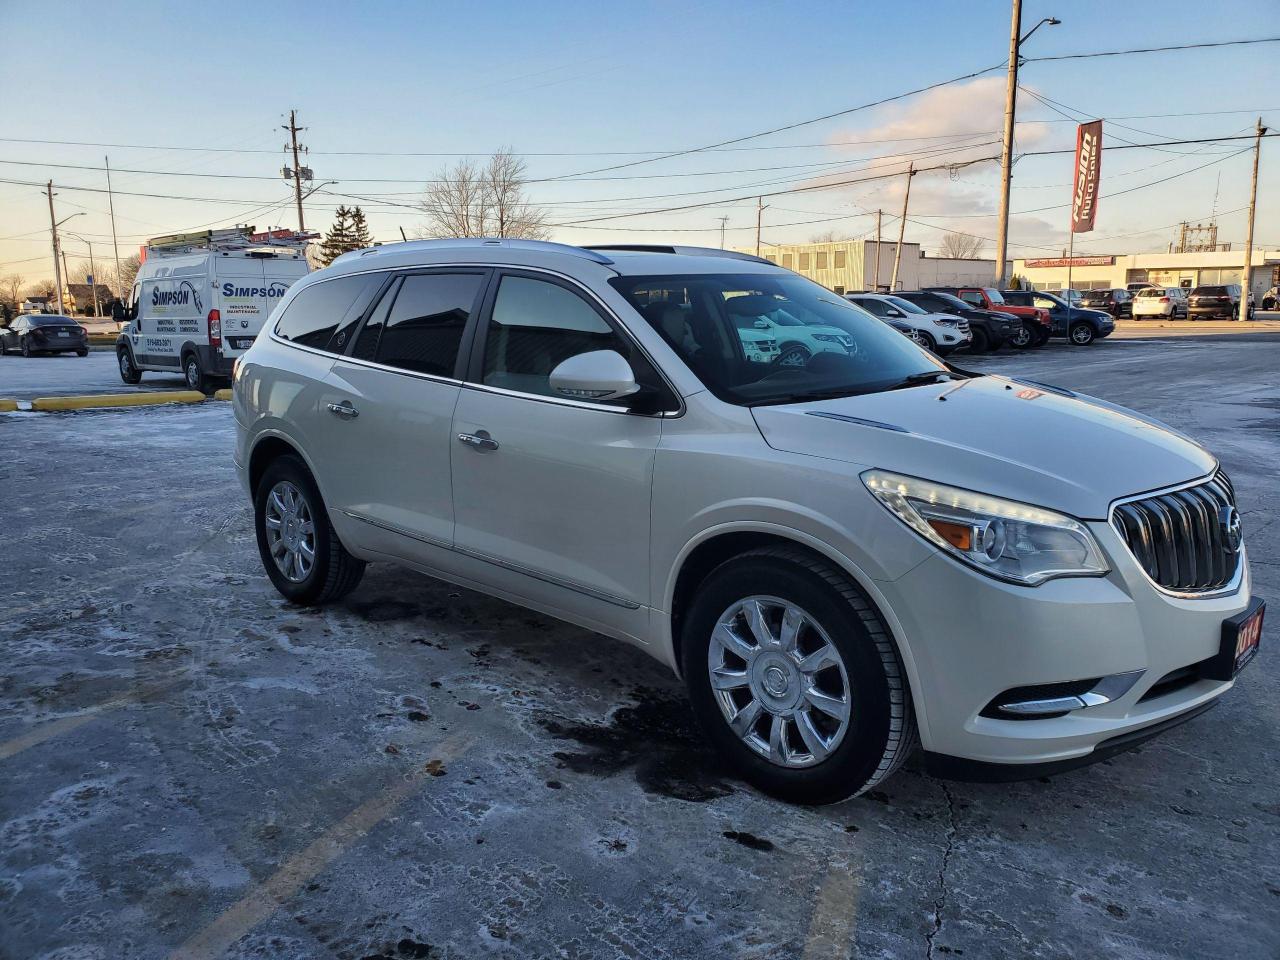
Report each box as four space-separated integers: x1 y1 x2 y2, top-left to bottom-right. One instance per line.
217 257 308 360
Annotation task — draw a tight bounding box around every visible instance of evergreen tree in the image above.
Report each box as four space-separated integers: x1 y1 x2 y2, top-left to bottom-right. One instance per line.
348 207 373 250
318 206 353 266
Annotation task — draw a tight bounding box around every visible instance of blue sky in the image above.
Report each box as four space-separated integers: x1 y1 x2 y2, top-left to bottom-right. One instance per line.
1 0 1276 285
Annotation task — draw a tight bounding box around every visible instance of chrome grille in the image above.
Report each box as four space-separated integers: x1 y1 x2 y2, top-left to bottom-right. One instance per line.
1111 472 1240 593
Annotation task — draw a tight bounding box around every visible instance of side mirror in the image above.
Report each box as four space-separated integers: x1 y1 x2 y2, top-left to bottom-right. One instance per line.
886 308 903 317
111 301 126 321
548 350 641 402
753 319 770 329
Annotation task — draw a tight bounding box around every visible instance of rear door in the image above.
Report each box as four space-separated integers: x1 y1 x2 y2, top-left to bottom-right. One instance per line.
315 268 490 562
217 256 309 358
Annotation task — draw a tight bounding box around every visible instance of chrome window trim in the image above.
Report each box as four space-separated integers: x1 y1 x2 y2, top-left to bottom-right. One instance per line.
1107 468 1245 599
342 509 641 609
269 261 684 415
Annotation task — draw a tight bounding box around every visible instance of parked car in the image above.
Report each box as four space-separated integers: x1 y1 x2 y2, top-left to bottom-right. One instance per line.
1262 286 1278 311
1000 289 1114 345
926 286 1052 348
893 290 1018 353
235 239 1261 804
0 313 89 356
725 292 856 366
1079 288 1134 319
1131 286 1189 320
845 293 969 355
1188 284 1254 320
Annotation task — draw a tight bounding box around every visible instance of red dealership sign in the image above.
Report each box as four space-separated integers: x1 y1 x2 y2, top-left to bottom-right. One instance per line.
1070 120 1103 233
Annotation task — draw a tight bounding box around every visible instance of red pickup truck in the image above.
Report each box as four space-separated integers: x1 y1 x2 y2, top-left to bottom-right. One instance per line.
926 287 1053 348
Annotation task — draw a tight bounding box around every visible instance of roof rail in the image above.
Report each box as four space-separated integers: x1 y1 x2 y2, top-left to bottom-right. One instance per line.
583 244 773 265
343 237 615 265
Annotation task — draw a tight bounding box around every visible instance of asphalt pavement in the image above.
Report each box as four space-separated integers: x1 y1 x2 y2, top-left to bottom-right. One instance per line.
2 333 1277 959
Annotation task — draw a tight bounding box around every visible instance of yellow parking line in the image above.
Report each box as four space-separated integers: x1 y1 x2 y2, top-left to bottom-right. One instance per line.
800 864 861 960
30 391 207 411
167 732 473 960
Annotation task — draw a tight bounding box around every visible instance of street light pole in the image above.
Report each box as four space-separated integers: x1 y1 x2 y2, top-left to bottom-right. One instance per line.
993 6 1060 288
66 233 99 318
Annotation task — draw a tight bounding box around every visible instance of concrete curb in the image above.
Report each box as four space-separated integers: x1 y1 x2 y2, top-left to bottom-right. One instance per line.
27 391 208 411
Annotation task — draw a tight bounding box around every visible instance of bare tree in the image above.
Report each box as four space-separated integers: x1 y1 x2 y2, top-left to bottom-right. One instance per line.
1 274 24 306
26 280 55 301
809 230 848 244
419 148 549 240
938 231 984 259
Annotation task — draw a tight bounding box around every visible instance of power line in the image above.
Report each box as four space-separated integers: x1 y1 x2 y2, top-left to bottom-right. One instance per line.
1024 36 1280 62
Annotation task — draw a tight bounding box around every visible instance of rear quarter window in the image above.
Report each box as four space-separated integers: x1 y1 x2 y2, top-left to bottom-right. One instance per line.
274 273 382 352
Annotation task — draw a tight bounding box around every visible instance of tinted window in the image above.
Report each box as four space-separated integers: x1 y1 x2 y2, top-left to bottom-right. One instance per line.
482 276 632 402
375 272 484 376
32 315 75 326
350 278 396 362
960 291 984 306
275 274 380 352
1192 286 1227 296
853 297 891 317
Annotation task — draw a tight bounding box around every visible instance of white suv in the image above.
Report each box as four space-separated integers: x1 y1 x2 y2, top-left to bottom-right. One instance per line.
234 240 1262 803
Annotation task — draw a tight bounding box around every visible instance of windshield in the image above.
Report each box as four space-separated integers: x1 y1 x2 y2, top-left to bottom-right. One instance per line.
915 291 969 312
611 273 947 406
1033 293 1065 309
886 295 928 315
982 288 1005 304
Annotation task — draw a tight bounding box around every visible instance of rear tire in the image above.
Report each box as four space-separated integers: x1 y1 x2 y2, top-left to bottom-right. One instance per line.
254 454 365 605
183 351 212 394
680 547 916 804
76 347 88 357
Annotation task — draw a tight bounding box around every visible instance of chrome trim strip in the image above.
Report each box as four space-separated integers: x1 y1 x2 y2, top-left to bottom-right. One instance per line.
1107 469 1245 600
806 411 909 433
342 510 641 610
997 669 1144 716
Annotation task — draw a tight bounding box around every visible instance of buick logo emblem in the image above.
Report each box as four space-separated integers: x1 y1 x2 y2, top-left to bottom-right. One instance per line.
1219 506 1242 553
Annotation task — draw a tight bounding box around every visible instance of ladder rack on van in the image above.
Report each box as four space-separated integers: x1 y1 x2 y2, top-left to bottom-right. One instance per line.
145 226 317 257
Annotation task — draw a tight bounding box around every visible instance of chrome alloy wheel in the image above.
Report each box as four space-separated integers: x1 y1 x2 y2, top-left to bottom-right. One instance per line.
264 481 316 583
707 596 851 768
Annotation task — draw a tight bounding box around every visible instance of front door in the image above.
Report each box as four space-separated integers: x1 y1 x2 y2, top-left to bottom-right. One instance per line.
316 269 489 561
450 271 664 612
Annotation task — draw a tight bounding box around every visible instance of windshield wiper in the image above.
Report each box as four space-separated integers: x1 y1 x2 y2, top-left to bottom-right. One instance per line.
880 370 957 392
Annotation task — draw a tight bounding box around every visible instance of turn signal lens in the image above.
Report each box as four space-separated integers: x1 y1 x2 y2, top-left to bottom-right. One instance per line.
927 518 972 551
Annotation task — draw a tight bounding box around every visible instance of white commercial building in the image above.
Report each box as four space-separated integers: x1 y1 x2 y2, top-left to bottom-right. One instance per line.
1014 249 1280 299
734 240 1009 294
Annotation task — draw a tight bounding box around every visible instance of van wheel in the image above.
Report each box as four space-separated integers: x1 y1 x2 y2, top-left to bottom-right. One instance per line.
680 547 916 804
255 454 365 605
183 352 212 393
118 349 142 384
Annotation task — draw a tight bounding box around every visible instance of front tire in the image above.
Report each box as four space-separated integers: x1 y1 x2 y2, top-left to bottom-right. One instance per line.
915 330 938 353
680 547 916 804
1069 322 1096 345
21 337 32 357
776 343 811 368
118 348 142 384
968 327 990 353
254 454 365 605
1010 322 1035 349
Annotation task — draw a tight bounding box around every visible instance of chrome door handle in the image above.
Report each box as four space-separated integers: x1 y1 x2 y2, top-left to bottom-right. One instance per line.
456 432 498 451
327 401 359 419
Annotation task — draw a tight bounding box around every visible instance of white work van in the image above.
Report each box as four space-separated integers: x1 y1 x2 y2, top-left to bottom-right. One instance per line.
115 227 313 391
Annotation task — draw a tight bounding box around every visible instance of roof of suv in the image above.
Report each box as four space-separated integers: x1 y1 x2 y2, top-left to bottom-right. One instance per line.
326 238 780 279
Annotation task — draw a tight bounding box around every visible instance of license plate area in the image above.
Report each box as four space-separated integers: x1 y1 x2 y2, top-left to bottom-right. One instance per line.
1202 598 1264 681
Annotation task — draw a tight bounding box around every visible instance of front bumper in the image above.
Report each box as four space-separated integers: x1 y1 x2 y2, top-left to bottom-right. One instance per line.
879 520 1252 769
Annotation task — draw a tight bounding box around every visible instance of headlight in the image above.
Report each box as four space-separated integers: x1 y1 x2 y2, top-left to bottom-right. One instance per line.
861 470 1108 585
812 333 841 342
932 317 958 327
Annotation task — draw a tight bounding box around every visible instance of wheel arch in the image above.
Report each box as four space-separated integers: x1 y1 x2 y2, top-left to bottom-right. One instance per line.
248 431 313 500
660 523 930 743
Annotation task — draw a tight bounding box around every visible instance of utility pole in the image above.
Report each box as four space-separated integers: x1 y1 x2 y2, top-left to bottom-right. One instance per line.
718 216 729 249
61 249 71 313
890 165 914 291
755 198 768 258
993 5 1060 287
873 208 883 290
105 156 122 297
46 181 64 315
284 110 307 232
993 0 1022 288
1239 116 1267 322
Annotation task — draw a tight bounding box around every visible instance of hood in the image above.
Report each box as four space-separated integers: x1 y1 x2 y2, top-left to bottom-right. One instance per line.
750 375 1215 519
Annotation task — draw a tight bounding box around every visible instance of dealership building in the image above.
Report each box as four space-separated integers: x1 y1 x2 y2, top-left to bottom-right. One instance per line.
1013 249 1280 298
733 239 1009 294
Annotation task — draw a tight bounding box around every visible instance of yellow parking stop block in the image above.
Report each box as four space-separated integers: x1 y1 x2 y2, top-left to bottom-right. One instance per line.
213 389 233 401
0 399 17 412
30 391 207 411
